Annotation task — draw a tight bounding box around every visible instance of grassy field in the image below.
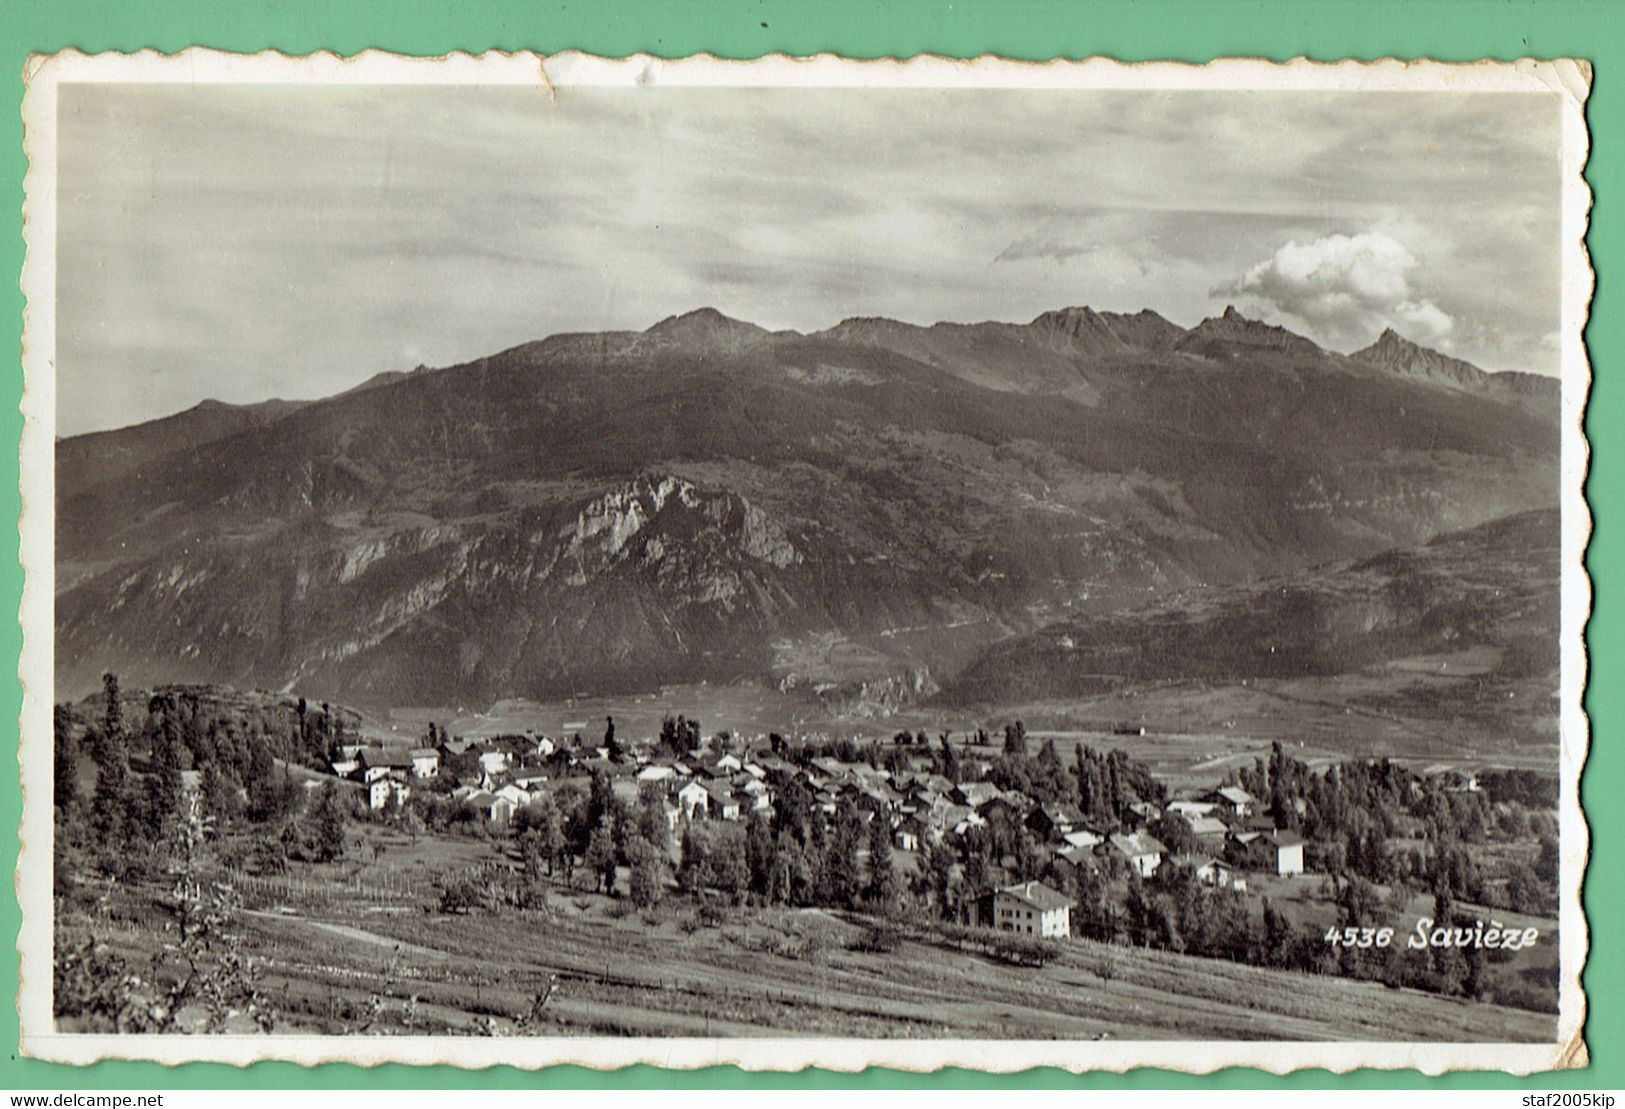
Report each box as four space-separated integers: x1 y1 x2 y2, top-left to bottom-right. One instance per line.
63 825 1554 1042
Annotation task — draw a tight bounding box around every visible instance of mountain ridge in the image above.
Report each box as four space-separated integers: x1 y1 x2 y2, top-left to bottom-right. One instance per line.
55 303 1561 710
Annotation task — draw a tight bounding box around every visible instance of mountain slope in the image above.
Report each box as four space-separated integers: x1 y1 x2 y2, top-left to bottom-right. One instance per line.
1352 328 1559 404
55 307 1560 710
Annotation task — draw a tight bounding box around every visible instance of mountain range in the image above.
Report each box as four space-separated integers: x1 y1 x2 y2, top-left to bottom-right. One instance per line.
55 305 1560 714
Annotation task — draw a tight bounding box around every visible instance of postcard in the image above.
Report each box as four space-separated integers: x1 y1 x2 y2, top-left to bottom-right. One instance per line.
16 49 1592 1072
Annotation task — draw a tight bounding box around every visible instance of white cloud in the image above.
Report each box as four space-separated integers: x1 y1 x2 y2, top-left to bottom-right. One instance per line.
1215 232 1455 349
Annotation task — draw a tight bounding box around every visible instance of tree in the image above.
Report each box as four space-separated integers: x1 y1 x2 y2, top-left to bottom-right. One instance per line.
628 839 668 909
53 704 78 813
143 698 186 842
745 811 775 902
585 819 617 894
525 795 566 876
864 810 897 912
1505 861 1544 915
312 782 348 863
1003 720 1027 759
939 733 960 783
678 827 707 894
821 801 863 909
91 747 133 845
199 760 242 829
635 785 671 855
102 672 124 747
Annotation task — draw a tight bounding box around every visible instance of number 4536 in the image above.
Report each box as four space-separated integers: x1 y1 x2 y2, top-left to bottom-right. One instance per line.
1324 926 1395 948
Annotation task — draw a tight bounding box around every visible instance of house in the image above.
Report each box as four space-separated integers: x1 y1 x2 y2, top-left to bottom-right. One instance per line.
408 748 441 778
1184 814 1230 847
329 757 360 779
1062 828 1104 850
438 735 476 758
1123 800 1160 829
1027 802 1088 841
738 776 772 810
951 782 1003 809
367 777 411 811
1053 843 1101 883
1189 856 1247 892
893 816 926 852
1205 785 1256 817
973 880 1072 937
977 793 1029 826
810 756 848 781
495 783 532 809
470 745 510 776
637 764 677 784
1108 832 1166 878
466 791 514 827
713 753 743 774
1166 799 1219 820
1229 827 1305 876
677 779 713 820
1264 829 1305 876
358 747 415 779
703 780 743 821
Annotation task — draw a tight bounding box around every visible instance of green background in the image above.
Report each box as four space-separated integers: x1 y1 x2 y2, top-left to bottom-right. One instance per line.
0 0 1614 1092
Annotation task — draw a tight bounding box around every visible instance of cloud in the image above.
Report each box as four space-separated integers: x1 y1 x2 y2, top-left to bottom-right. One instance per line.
1213 232 1455 350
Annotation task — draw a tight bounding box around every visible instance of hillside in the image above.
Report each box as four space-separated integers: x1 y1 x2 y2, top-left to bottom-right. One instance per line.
941 510 1561 753
55 306 1560 710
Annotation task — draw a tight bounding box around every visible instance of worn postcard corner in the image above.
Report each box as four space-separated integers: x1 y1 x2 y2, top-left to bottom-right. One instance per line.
13 48 1592 1075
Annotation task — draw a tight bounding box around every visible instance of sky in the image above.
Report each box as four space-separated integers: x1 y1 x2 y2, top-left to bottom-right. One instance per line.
56 83 1565 436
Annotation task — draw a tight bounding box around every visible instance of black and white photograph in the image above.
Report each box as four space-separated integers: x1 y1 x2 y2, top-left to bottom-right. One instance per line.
17 51 1591 1072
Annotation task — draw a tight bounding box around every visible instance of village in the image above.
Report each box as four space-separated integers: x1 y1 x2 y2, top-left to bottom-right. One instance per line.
323 715 1317 941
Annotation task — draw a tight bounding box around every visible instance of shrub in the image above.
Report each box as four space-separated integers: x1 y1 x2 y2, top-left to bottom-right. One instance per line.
851 921 904 954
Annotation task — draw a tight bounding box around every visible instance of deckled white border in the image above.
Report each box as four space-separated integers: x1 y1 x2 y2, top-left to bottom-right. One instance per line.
15 48 1593 1074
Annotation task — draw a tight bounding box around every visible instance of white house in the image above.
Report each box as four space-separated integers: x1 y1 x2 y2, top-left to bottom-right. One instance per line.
408 748 441 779
1108 832 1166 878
738 777 772 810
1205 785 1256 817
496 783 532 809
472 746 510 776
466 791 514 827
367 778 411 811
702 781 742 821
637 764 677 784
1264 829 1305 876
989 880 1071 937
677 779 712 820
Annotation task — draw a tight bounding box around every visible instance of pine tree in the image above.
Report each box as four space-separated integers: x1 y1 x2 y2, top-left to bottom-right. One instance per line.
101 672 123 747
635 784 671 856
313 782 348 863
532 794 565 876
144 701 185 843
92 747 131 843
53 704 78 813
864 809 897 912
628 839 668 909
822 801 862 909
677 826 706 894
745 811 775 901
585 818 617 894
